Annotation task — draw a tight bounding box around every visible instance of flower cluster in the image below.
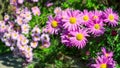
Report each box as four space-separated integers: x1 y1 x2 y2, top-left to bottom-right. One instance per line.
91 47 116 68
44 7 119 49
0 6 50 65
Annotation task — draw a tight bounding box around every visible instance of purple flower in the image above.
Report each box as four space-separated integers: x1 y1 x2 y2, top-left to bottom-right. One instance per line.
42 41 51 48
54 7 62 14
30 41 38 48
101 47 113 58
4 14 10 21
46 15 60 34
91 55 116 68
69 29 89 48
104 8 119 27
31 6 41 16
80 10 91 26
88 20 105 37
62 9 81 31
90 10 103 21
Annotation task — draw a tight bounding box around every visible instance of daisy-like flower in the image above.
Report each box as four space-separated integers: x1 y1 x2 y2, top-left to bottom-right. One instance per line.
30 41 38 48
62 9 81 31
32 25 41 34
21 37 29 45
40 33 50 42
101 47 113 58
31 6 41 16
80 10 91 26
4 14 10 21
21 24 30 34
88 20 105 37
54 7 62 14
41 41 51 48
91 55 116 68
69 29 89 48
0 23 7 32
104 8 119 27
11 31 19 40
46 15 60 34
24 11 32 23
15 16 24 25
90 10 103 21
61 30 72 47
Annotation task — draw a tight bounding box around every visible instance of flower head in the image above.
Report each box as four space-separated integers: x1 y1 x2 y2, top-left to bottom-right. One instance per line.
91 55 116 68
104 8 119 27
80 10 91 26
46 15 60 34
101 47 113 58
62 9 81 31
88 20 105 37
69 29 89 48
31 6 41 16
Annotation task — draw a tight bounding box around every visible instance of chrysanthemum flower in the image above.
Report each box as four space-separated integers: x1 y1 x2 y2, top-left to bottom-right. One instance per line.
104 8 119 27
90 10 103 21
80 10 91 26
46 15 60 34
91 55 116 68
88 20 105 37
69 29 89 48
101 47 113 58
62 9 81 31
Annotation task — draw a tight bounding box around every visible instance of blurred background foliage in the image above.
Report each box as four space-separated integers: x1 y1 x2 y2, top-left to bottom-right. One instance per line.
0 0 120 68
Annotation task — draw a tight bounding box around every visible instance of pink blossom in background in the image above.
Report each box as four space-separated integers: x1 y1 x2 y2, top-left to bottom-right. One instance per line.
46 2 53 7
54 7 62 14
31 6 41 16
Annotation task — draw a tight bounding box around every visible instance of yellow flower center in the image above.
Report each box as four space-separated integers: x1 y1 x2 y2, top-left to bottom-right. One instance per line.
100 63 107 68
105 53 109 57
70 17 76 24
108 14 114 21
51 20 58 28
76 33 84 41
83 15 89 21
93 15 98 20
94 24 100 30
